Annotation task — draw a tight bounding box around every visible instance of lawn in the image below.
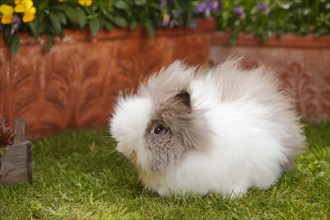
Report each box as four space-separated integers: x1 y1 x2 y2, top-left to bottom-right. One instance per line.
0 121 329 219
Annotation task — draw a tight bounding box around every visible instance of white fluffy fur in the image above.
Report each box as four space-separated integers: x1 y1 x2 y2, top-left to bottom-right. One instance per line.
110 59 304 197
110 95 154 172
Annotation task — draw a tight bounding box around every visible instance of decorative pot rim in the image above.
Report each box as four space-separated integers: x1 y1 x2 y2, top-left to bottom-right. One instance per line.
212 32 330 49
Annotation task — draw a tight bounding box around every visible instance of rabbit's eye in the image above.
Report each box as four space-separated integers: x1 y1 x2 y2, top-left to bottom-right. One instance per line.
153 125 165 135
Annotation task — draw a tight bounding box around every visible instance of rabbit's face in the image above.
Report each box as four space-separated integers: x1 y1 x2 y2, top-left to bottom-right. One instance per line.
143 91 194 173
111 90 194 174
144 120 188 173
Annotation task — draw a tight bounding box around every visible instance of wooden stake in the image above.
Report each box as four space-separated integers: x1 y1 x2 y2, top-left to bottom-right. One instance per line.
0 119 32 184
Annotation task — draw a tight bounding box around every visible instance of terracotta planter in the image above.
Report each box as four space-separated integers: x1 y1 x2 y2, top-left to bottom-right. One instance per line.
211 32 330 120
0 18 216 137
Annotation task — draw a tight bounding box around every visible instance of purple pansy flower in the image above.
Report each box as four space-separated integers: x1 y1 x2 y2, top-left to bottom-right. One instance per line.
257 3 270 15
208 0 222 13
233 7 244 18
160 0 167 8
170 9 181 26
196 2 207 13
172 9 181 18
11 15 21 35
162 12 171 27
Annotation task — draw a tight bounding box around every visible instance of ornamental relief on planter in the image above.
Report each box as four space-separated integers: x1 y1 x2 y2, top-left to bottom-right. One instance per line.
240 58 329 120
279 62 317 119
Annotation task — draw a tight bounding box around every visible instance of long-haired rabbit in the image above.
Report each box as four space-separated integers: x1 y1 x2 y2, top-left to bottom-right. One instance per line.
110 58 304 197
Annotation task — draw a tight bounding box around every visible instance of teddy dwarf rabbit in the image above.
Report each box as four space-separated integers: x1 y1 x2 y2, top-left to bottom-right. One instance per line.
110 58 304 197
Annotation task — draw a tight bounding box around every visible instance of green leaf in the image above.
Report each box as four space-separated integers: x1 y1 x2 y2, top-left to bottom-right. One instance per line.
113 16 127 27
38 0 49 10
89 18 101 36
134 0 147 5
64 7 78 22
37 19 47 36
49 12 61 34
229 30 238 46
28 22 38 37
130 20 138 30
10 34 20 55
99 4 112 17
144 20 155 38
76 9 87 28
64 7 86 28
114 1 129 10
46 35 55 52
103 20 113 31
4 27 12 44
262 31 269 41
57 12 67 25
59 31 65 40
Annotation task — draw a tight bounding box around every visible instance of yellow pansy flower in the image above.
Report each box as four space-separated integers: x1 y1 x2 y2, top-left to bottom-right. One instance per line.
22 6 35 22
14 0 33 13
14 0 36 23
78 0 92 6
14 0 21 5
0 4 14 24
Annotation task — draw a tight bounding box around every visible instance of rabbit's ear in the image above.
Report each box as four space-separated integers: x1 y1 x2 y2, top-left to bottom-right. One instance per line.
174 90 191 109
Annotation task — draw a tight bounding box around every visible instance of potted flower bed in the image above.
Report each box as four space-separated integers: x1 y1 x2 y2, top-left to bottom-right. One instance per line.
209 0 330 120
0 0 218 137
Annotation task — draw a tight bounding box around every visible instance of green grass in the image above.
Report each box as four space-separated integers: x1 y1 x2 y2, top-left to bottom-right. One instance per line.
0 122 329 219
